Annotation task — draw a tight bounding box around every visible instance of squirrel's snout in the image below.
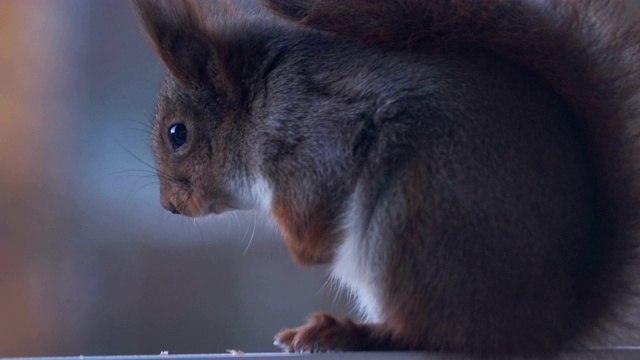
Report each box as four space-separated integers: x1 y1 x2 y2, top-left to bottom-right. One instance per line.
161 198 180 214
160 188 208 217
159 182 182 215
166 202 180 215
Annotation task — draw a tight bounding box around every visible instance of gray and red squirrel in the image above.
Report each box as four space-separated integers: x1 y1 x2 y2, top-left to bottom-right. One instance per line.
132 0 640 356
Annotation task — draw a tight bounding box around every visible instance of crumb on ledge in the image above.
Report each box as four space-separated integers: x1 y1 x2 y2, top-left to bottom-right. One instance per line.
226 349 245 356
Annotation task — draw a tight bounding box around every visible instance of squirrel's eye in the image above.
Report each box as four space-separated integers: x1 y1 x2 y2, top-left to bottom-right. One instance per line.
168 123 188 151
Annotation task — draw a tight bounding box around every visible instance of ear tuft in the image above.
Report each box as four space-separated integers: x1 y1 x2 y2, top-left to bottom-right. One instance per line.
132 0 216 87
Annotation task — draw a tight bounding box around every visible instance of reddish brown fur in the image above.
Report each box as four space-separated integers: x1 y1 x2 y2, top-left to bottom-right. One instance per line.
272 198 336 266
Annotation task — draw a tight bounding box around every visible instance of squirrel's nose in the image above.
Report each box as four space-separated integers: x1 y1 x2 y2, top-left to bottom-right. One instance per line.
163 200 181 214
168 204 180 214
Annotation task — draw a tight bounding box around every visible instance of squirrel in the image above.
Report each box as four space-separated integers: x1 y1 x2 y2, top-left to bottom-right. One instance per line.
132 0 640 357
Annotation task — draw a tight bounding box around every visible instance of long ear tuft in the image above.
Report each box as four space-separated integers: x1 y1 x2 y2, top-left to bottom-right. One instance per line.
132 0 218 88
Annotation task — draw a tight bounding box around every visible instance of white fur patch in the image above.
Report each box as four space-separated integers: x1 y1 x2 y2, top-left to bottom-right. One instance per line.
229 176 273 212
331 186 385 322
249 177 273 212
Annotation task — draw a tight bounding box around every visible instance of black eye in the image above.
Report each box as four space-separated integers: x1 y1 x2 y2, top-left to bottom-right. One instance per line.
168 123 188 151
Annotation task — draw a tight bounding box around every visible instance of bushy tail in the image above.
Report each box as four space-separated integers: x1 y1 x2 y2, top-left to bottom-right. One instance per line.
263 0 640 345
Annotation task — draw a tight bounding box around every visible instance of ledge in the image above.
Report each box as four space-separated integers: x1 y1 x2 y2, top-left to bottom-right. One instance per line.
5 348 640 360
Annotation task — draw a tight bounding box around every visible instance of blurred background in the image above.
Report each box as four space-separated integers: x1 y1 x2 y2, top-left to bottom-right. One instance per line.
0 0 349 356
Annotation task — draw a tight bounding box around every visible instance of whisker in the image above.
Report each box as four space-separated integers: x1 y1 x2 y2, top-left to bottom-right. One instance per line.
331 280 345 308
115 141 177 183
318 275 333 296
130 118 154 130
240 213 251 245
131 181 159 197
188 183 206 202
243 212 257 255
193 216 205 243
122 126 153 136
130 174 156 191
116 143 155 170
110 169 159 176
136 174 162 180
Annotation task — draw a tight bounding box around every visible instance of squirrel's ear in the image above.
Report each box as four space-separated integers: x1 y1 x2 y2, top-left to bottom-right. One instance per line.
132 0 220 88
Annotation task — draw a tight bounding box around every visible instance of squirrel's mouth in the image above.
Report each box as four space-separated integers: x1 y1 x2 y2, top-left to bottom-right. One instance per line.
202 202 232 216
161 187 233 217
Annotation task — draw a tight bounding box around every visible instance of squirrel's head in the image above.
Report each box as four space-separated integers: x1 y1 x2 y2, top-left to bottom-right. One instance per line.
133 0 268 217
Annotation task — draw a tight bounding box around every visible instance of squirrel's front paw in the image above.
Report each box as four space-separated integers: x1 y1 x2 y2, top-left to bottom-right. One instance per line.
274 313 363 353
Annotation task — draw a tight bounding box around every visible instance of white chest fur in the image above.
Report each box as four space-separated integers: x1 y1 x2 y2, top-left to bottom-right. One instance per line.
331 186 385 322
229 176 274 212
